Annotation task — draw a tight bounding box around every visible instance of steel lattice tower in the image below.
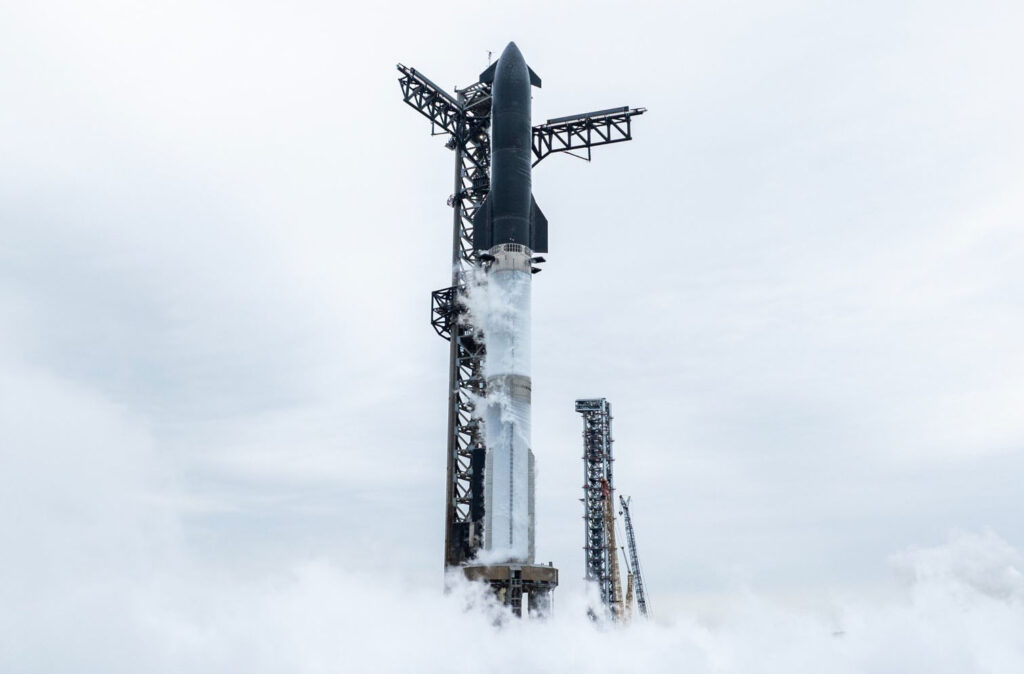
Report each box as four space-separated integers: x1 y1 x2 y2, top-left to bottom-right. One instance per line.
398 66 493 566
575 398 618 612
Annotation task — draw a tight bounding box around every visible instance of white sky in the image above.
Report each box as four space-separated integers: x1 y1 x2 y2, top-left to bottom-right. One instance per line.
2 0 1024 663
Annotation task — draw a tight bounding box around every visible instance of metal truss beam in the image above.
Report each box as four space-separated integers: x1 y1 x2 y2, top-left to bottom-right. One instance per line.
532 107 646 166
397 64 461 136
430 286 456 340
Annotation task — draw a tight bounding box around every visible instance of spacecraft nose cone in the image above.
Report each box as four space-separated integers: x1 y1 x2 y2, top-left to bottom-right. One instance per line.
501 41 524 63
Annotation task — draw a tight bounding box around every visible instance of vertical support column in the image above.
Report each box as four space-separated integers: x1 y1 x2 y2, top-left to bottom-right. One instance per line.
442 94 466 570
508 568 524 616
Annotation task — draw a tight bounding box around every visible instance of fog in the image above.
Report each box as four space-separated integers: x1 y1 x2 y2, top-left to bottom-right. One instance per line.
2 364 1022 671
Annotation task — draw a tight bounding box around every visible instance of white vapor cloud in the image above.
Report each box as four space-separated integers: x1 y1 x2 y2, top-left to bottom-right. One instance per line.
2 364 1023 672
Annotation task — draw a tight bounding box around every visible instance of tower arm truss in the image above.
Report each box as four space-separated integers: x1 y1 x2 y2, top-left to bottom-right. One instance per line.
396 64 462 136
532 106 646 166
430 286 456 340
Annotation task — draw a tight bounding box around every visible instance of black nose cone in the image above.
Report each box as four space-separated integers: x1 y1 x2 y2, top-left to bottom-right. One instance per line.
501 41 525 65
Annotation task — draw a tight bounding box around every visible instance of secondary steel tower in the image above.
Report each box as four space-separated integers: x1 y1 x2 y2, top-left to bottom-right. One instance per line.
398 44 644 616
575 397 622 617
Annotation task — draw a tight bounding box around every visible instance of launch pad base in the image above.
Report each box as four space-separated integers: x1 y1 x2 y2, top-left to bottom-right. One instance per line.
462 563 558 617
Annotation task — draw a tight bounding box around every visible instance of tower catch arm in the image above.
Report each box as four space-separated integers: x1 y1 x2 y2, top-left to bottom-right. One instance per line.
532 107 646 166
397 63 463 136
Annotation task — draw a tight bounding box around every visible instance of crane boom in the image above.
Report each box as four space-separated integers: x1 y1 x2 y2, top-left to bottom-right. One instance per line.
619 496 650 618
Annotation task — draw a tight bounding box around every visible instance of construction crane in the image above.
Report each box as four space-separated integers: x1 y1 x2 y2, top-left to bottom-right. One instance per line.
577 398 652 623
619 496 650 618
602 479 624 620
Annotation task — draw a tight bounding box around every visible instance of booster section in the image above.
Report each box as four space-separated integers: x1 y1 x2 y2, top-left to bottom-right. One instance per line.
479 243 534 561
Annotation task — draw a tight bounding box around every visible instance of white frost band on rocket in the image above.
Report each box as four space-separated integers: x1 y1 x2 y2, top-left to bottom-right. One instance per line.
479 244 535 563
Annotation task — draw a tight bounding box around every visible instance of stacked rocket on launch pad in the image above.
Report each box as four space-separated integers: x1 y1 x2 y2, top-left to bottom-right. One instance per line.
460 44 559 613
398 41 644 616
475 42 546 564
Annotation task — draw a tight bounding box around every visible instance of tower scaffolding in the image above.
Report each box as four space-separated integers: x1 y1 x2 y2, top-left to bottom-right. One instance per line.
399 65 492 567
576 398 619 616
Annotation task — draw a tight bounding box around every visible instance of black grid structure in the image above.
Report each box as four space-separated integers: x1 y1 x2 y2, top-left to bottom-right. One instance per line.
575 398 616 611
399 64 493 568
532 107 646 166
619 495 650 618
397 64 493 565
442 81 494 568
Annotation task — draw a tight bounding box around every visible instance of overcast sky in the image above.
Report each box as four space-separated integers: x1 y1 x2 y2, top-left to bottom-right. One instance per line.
3 0 1024 668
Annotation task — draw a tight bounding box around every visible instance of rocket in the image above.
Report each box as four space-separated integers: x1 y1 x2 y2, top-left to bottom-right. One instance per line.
474 42 546 563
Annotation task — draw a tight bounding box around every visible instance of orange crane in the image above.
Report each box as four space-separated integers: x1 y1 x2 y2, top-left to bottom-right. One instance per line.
601 479 624 619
